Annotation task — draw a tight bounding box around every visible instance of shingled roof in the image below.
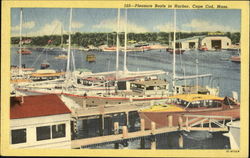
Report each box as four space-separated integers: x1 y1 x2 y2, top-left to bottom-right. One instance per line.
10 94 71 119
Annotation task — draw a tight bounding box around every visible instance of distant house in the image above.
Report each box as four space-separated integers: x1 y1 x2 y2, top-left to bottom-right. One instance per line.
172 33 232 51
10 94 72 149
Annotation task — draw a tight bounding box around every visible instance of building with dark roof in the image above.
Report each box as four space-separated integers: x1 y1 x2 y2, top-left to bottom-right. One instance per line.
10 94 72 148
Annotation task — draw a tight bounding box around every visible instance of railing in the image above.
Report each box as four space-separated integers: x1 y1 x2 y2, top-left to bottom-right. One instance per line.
182 114 232 132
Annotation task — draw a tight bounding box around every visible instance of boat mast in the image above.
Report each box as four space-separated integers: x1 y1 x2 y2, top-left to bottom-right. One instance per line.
106 33 109 46
196 55 199 93
115 8 120 80
66 8 72 74
19 8 23 75
61 24 63 49
123 8 128 72
173 9 176 93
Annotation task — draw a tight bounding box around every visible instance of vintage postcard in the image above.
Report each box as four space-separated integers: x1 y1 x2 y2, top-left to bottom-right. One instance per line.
1 0 249 157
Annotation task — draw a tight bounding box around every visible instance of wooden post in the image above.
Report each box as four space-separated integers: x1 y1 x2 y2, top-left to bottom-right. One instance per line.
178 134 184 148
114 122 119 134
99 114 104 136
140 119 145 131
150 136 156 150
151 122 156 134
168 115 173 127
125 111 129 127
209 118 212 132
122 126 128 138
178 116 183 130
185 117 189 131
150 121 156 149
114 122 119 149
71 120 77 140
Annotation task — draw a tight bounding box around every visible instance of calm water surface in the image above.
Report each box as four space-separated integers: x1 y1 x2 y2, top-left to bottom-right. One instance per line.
11 48 240 149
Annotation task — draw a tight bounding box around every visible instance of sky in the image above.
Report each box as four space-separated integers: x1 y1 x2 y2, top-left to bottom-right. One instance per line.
11 8 241 37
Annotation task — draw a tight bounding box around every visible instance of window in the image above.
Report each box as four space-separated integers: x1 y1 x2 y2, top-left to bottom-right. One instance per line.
11 129 26 144
146 86 154 90
36 126 51 141
52 124 66 139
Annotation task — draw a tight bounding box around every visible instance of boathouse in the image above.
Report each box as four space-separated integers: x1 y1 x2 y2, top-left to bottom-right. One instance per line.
172 33 232 50
10 94 72 148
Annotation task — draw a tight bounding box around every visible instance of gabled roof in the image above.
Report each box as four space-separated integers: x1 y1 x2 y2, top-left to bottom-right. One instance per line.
10 94 71 119
175 36 205 42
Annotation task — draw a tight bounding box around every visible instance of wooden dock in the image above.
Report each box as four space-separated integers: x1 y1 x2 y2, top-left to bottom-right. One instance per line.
71 115 231 149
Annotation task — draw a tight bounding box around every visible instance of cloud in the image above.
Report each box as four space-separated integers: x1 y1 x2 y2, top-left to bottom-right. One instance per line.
154 22 173 32
182 19 237 32
26 20 62 36
93 18 148 33
72 21 84 29
11 21 35 31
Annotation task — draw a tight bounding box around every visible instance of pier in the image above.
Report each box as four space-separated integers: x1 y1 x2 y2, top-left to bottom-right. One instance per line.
71 110 231 149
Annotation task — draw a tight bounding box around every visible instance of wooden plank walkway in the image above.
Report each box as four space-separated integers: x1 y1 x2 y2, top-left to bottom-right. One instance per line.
71 126 179 148
71 114 231 149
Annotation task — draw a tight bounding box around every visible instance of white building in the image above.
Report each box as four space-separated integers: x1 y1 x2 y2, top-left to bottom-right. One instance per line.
201 36 231 50
172 34 232 51
10 94 72 149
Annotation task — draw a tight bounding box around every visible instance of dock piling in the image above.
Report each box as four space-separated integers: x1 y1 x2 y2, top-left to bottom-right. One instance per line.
122 126 128 138
125 111 129 126
168 115 173 127
140 119 145 131
178 134 184 148
99 114 104 136
150 136 156 150
151 121 156 134
178 116 183 130
114 122 119 149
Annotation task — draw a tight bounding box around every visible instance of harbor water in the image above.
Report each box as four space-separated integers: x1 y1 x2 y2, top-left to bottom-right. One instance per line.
11 48 240 149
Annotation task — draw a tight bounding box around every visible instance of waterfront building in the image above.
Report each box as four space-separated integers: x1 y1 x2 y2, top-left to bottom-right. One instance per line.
10 94 72 148
172 33 232 51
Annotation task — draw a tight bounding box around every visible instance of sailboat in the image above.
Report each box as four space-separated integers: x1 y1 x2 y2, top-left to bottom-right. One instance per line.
138 9 240 129
40 48 50 69
55 24 67 60
11 8 33 84
17 8 170 100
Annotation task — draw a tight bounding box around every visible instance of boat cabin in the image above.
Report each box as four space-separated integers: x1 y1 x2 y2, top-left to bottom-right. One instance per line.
29 69 65 81
167 94 239 109
130 79 169 96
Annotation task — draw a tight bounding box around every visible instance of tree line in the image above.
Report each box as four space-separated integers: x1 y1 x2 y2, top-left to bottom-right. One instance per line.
11 32 240 47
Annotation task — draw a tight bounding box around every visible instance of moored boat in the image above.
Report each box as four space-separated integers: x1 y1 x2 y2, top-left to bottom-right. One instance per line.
40 62 50 69
86 54 96 62
230 56 240 63
167 48 185 54
17 48 32 55
54 54 67 60
138 93 240 129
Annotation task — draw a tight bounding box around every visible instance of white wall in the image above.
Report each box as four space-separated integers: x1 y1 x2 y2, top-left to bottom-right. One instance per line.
201 36 231 50
10 114 71 149
172 39 199 50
